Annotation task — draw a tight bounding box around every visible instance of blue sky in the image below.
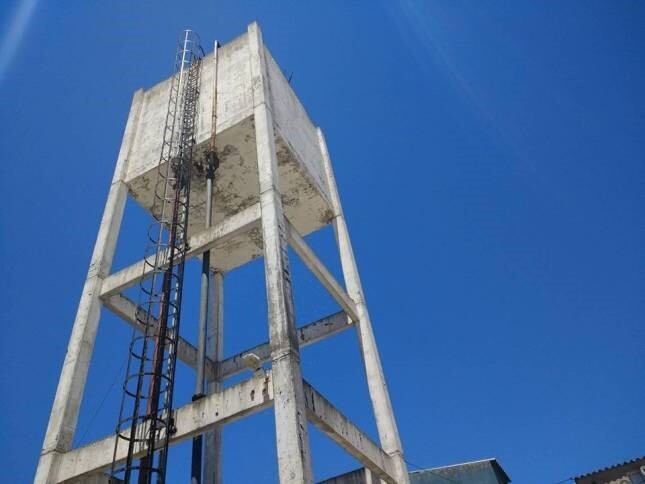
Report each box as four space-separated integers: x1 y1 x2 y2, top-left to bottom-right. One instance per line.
1 1 643 483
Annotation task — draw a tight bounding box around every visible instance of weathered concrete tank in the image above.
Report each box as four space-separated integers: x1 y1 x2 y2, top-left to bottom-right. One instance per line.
123 27 333 272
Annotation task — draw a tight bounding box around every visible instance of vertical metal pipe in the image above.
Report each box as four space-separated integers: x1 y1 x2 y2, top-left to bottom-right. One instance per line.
196 38 220 397
191 173 213 484
204 270 224 484
193 38 220 484
196 175 213 392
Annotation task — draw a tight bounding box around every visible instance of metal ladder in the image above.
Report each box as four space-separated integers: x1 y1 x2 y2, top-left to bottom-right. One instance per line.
111 30 203 484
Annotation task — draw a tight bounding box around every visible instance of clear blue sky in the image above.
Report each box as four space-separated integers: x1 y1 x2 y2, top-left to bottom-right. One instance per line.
1 1 643 483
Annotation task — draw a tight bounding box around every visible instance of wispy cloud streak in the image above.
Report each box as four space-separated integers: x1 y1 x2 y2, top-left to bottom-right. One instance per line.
0 0 38 83
387 0 531 172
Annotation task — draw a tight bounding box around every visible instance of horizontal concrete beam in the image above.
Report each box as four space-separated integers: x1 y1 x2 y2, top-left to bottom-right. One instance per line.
286 221 359 322
303 382 396 483
100 202 261 298
55 376 392 483
104 294 352 382
56 372 274 483
219 311 352 379
102 294 216 379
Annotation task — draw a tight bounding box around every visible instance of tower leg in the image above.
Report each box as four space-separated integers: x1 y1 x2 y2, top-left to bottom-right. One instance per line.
248 21 313 484
256 102 314 484
203 271 224 484
35 91 143 484
318 129 410 484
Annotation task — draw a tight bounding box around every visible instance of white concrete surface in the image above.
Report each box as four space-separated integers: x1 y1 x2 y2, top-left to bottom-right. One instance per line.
219 311 350 379
55 372 274 483
35 89 144 484
100 202 261 296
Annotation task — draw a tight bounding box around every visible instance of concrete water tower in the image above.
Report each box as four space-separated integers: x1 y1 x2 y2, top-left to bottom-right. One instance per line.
35 23 409 484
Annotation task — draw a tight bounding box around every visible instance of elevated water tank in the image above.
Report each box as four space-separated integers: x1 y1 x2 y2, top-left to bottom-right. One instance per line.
123 23 333 271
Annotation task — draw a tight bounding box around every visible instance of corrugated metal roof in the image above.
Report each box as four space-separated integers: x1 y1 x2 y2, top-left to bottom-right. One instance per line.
410 457 511 484
574 456 645 481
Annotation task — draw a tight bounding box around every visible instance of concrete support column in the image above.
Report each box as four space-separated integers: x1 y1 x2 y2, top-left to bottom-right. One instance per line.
317 129 409 484
249 21 314 484
203 271 224 484
35 90 144 484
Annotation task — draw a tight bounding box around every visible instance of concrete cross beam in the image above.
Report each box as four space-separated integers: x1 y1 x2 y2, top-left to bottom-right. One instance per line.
285 220 360 322
55 372 274 483
54 375 396 484
100 202 261 298
219 311 352 379
102 294 212 379
103 294 352 381
302 382 397 484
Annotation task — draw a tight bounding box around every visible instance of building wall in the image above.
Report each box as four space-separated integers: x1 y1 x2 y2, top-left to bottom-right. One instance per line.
264 45 330 201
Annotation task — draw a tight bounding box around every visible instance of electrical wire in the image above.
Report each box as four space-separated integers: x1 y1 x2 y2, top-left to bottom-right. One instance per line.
405 458 460 483
77 356 127 446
